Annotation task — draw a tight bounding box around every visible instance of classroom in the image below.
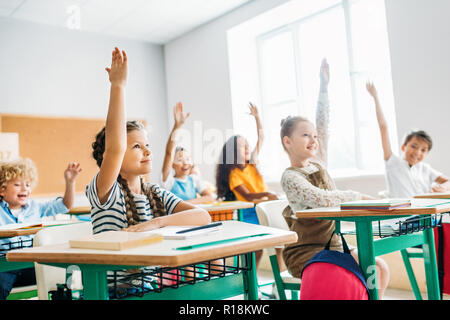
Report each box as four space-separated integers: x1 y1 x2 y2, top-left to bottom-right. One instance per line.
0 0 449 303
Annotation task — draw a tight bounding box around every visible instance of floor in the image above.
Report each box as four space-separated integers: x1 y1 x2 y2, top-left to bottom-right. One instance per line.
22 268 449 301
229 269 450 300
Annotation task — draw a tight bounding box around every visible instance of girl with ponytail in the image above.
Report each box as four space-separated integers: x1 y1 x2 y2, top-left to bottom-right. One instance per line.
87 47 210 235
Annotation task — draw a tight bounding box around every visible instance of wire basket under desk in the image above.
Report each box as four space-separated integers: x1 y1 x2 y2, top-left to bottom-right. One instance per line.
107 255 251 300
341 213 446 239
0 238 34 259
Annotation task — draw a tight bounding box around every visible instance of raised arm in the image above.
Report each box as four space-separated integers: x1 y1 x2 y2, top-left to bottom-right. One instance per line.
96 48 128 204
316 58 330 165
62 162 82 209
249 102 264 165
161 102 190 182
366 82 392 161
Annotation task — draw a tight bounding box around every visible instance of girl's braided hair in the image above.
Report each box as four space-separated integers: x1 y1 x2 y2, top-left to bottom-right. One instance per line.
92 121 166 226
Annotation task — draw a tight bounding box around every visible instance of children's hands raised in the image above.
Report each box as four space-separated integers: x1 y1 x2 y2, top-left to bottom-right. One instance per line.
248 102 259 118
64 162 82 184
105 47 127 87
320 58 330 89
173 102 190 128
366 81 378 99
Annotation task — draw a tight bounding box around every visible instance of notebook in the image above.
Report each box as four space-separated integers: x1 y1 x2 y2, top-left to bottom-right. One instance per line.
146 224 223 240
340 199 411 210
69 231 163 251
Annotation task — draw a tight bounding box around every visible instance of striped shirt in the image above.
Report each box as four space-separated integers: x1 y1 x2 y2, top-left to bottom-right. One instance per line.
86 173 182 234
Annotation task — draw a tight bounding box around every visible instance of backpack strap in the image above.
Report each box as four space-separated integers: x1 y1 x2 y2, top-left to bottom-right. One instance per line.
437 225 444 299
325 232 351 254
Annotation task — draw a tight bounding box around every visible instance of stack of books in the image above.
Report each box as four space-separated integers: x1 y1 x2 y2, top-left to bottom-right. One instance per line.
340 199 411 211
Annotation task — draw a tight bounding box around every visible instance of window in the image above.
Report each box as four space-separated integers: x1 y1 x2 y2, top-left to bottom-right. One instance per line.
227 0 398 182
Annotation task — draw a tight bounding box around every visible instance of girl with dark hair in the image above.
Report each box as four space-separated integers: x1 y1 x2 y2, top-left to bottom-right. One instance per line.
87 47 210 235
215 103 281 270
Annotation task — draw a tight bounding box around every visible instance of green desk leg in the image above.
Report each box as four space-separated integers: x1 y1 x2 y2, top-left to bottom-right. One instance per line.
355 220 379 300
400 249 423 300
422 228 441 300
81 267 109 300
242 252 258 300
237 209 244 222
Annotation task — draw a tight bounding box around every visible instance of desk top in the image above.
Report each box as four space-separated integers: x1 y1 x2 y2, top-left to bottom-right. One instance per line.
197 201 254 212
414 192 450 199
0 220 81 238
68 202 256 215
6 221 297 267
295 199 450 219
68 206 91 215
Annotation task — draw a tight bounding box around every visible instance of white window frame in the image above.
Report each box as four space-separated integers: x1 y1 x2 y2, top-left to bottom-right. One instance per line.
254 0 397 181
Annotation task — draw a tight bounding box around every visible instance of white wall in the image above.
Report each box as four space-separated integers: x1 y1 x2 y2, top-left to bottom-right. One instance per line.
165 0 450 197
384 0 450 176
164 0 292 189
0 17 168 183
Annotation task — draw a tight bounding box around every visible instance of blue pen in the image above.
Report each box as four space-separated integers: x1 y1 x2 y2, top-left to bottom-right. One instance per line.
175 222 223 234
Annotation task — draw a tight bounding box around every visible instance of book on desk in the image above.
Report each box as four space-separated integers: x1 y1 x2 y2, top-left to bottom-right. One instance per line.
69 231 163 251
340 199 411 210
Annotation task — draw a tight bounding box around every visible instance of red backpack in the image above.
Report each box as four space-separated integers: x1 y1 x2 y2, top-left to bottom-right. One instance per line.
434 223 450 297
300 233 369 300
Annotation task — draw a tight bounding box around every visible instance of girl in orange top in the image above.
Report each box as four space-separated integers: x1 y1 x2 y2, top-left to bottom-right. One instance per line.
215 103 281 270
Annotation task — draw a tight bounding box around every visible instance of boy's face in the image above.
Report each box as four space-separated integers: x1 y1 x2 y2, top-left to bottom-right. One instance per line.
401 136 430 166
172 149 193 178
0 177 32 210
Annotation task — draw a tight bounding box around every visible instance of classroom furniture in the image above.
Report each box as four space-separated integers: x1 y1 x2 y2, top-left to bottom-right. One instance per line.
294 198 449 300
414 192 450 199
1 230 35 299
67 206 91 222
0 220 83 299
197 201 255 221
255 200 301 300
33 222 93 300
408 193 450 299
6 221 297 300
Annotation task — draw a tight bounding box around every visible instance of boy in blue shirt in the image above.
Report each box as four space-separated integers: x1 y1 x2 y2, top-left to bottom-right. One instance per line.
0 158 81 299
161 102 215 203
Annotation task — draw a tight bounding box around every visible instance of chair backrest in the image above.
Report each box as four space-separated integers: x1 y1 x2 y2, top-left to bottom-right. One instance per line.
33 222 92 300
255 200 289 230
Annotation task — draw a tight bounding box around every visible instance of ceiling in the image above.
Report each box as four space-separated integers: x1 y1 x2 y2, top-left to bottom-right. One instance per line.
0 0 253 44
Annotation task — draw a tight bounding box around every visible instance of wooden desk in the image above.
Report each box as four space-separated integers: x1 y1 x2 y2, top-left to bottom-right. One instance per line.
295 199 449 300
0 220 82 238
0 221 82 273
68 206 91 215
197 201 255 221
7 221 297 300
414 192 450 199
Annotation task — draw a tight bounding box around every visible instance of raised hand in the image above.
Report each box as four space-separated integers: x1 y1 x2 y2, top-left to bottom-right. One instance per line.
320 58 330 90
248 102 259 118
366 81 378 99
64 162 82 185
173 102 190 128
105 47 127 87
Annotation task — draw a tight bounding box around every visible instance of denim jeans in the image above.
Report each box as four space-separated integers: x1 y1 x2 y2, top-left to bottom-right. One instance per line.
0 267 36 300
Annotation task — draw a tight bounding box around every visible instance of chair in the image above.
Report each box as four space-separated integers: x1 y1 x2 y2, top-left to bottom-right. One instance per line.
32 222 92 300
255 200 301 300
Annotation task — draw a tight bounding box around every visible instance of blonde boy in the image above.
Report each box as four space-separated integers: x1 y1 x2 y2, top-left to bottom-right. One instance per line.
0 157 81 299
